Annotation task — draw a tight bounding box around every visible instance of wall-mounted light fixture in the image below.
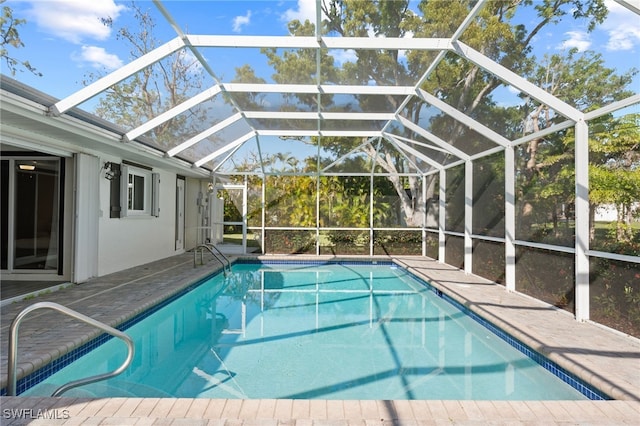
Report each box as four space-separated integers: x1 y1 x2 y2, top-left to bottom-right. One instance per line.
17 161 36 171
104 161 119 180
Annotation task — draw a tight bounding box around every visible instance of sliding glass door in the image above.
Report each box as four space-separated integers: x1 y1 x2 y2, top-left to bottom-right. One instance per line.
1 157 61 272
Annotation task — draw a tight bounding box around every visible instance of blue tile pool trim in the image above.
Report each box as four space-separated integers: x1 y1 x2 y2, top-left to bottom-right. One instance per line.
412 278 612 401
3 267 228 396
237 259 396 266
4 259 611 400
461 307 612 400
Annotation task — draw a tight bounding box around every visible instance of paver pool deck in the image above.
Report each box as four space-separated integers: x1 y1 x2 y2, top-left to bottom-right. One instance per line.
1 253 638 425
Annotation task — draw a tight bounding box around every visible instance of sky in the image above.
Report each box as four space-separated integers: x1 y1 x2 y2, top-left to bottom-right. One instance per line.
2 0 640 108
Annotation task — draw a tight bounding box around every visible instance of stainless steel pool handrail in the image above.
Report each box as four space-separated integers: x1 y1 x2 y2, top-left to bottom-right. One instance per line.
7 301 135 397
205 242 232 274
194 243 231 275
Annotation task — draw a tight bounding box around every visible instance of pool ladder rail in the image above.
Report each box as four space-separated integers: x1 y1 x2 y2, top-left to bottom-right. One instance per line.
7 301 135 397
194 243 231 276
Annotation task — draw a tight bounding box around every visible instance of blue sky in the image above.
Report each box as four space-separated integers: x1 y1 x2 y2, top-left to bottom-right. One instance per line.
3 0 640 104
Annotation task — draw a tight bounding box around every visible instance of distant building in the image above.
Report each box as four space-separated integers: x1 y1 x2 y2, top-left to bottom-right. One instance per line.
594 203 640 222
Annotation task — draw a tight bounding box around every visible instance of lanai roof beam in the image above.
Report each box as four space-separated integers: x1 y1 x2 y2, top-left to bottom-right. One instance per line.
384 134 443 171
124 85 222 142
385 132 454 155
50 37 186 116
415 88 511 148
187 35 452 51
256 130 381 138
222 84 416 95
584 93 640 121
243 111 396 121
452 40 583 122
382 137 427 173
166 113 243 158
396 115 470 161
511 119 576 148
153 0 259 158
321 137 379 172
614 0 640 15
194 131 256 168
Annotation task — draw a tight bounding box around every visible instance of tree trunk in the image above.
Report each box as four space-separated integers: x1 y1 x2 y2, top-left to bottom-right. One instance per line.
552 204 559 237
589 203 596 243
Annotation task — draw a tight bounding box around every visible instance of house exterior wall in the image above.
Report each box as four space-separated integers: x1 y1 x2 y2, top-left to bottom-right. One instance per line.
96 157 184 277
0 79 210 283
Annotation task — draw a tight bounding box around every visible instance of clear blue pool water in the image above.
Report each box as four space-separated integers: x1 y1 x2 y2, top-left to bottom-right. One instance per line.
22 262 592 400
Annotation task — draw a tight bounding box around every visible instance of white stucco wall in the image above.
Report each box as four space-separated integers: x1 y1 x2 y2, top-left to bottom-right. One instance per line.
96 157 183 276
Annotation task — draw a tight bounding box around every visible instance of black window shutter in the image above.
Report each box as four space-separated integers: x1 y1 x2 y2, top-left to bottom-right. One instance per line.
109 163 122 218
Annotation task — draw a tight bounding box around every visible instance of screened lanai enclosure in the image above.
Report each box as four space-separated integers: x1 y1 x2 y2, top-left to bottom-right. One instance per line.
3 0 639 338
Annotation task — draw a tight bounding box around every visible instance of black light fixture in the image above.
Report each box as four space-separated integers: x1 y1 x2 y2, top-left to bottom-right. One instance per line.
104 162 119 180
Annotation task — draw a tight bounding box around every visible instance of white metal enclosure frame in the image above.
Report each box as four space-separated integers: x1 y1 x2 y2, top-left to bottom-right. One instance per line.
32 0 640 325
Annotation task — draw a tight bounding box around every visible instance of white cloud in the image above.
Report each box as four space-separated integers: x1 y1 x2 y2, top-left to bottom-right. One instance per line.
558 31 591 52
331 49 357 65
282 0 319 23
28 0 126 43
601 0 640 51
73 45 123 70
233 11 251 33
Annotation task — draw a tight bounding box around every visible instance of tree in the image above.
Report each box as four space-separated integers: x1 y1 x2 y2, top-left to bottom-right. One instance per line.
85 2 209 149
522 49 635 171
516 50 637 241
0 0 41 76
589 113 640 245
230 65 267 109
236 0 613 229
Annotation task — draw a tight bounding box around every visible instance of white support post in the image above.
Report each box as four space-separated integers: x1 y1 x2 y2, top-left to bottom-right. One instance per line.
422 174 427 257
261 176 266 255
505 145 516 291
243 178 248 254
317 169 321 256
439 168 446 263
74 153 100 282
464 160 473 274
370 174 375 257
574 119 590 321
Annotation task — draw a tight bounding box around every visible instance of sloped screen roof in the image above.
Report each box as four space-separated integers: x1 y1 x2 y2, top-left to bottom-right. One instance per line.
44 0 640 177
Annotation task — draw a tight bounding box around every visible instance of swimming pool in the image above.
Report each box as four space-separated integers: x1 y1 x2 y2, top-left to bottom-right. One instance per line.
20 261 604 400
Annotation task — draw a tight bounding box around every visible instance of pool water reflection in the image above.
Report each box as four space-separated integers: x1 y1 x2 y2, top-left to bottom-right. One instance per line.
23 262 588 400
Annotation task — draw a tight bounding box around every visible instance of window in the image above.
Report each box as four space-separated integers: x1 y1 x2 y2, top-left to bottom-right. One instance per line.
120 164 159 217
128 170 147 211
